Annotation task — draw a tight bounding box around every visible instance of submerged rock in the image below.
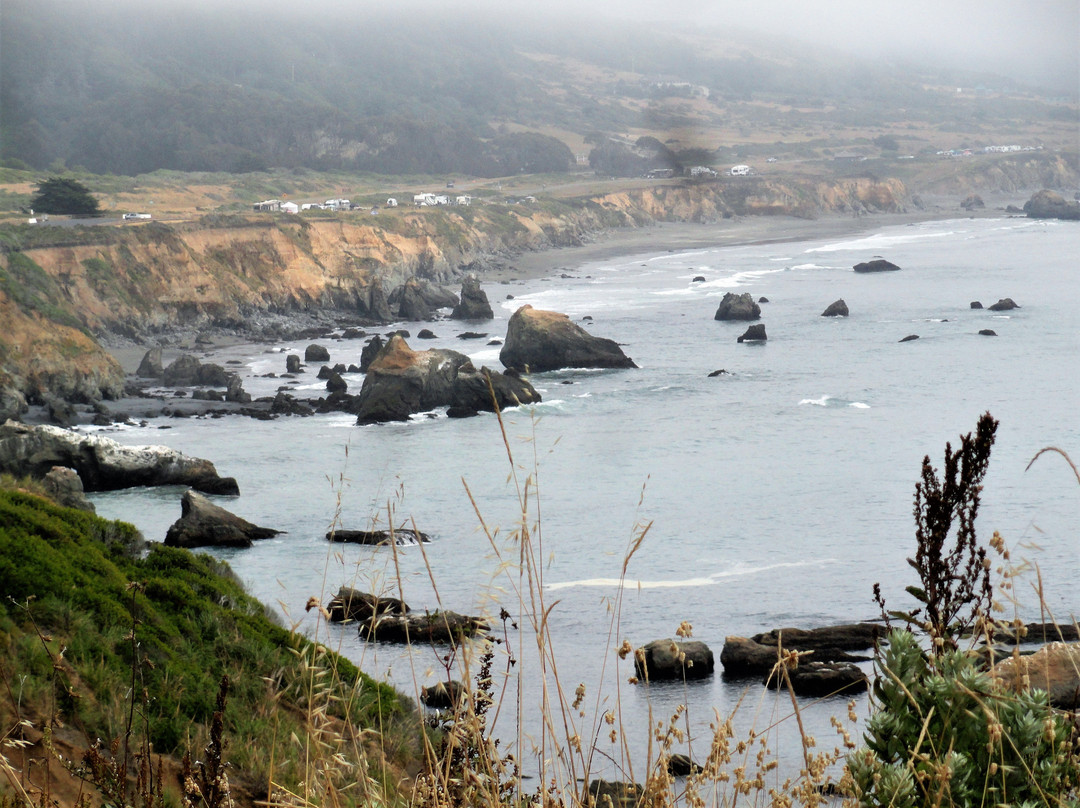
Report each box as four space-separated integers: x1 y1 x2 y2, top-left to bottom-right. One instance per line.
899 334 920 342
853 258 901 273
164 489 280 549
359 610 489 643
499 305 637 372
327 527 430 545
765 660 869 697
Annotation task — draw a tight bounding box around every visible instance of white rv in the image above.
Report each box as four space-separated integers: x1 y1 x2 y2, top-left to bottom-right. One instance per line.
729 165 751 176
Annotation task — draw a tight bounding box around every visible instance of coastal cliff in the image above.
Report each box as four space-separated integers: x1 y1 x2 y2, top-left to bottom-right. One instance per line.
0 173 948 406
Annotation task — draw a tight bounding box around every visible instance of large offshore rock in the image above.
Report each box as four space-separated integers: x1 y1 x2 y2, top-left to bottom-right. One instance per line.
1023 189 1080 220
713 292 761 321
499 305 637 372
164 489 280 549
136 347 164 379
853 258 901 273
0 420 239 494
450 276 494 320
821 299 849 317
355 336 540 424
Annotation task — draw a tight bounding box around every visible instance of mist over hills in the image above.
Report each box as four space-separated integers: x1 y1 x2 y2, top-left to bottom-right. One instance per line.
2 0 1075 177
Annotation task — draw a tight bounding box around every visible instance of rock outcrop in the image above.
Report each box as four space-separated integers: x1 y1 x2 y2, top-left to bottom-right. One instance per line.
634 639 715 681
326 586 409 623
960 194 985 210
988 298 1019 311
1023 189 1080 220
164 489 280 549
359 610 489 643
720 624 884 676
765 660 868 697
737 324 767 343
450 276 494 320
821 299 849 317
305 344 331 362
713 292 761 321
326 527 430 545
136 348 164 379
420 680 466 709
994 642 1080 709
42 465 95 512
853 259 901 273
499 305 636 372
355 336 540 424
0 421 239 494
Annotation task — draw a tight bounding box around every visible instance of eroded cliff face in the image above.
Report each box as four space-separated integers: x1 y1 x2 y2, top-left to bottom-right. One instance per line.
1 175 911 404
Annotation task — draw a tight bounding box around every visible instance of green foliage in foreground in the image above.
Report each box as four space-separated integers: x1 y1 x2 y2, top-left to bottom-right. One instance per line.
848 629 1080 807
0 488 412 792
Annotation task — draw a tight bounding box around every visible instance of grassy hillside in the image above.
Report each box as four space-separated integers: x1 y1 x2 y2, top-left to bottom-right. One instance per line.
0 485 418 807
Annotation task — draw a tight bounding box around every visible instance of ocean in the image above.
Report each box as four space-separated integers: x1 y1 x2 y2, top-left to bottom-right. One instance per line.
90 215 1080 783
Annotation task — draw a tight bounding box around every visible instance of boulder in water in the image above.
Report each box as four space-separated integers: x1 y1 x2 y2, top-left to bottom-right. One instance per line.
164 489 280 548
737 324 767 343
713 292 761 321
451 276 494 320
853 258 901 273
821 299 849 317
499 305 637 372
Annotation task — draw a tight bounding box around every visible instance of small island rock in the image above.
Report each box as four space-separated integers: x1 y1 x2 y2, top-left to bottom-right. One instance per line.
737 324 767 343
164 489 280 549
500 305 636 372
713 292 761 321
853 259 901 273
821 299 849 317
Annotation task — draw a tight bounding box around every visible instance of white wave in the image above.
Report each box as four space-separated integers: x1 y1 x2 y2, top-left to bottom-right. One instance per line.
806 229 955 253
467 348 501 364
790 263 831 270
546 559 832 591
769 256 794 261
849 402 870 409
798 395 831 406
573 392 593 398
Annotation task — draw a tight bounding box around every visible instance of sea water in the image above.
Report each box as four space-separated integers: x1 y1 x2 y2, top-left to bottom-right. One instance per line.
90 216 1080 782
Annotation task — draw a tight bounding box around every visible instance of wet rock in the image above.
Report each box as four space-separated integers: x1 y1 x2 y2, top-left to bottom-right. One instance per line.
692 275 706 283
358 335 385 373
327 527 429 545
417 329 438 340
225 375 250 403
970 301 983 309
713 292 761 321
136 347 164 379
0 421 239 494
366 282 393 322
44 395 77 427
899 334 920 342
634 639 714 681
587 780 642 808
979 329 998 336
305 344 330 362
765 660 869 697
164 489 280 549
737 324 767 343
821 299 849 317
395 278 433 321
720 624 883 676
758 296 770 303
853 258 901 273
0 385 28 423
961 193 985 210
286 354 301 373
359 610 489 643
500 305 637 372
270 391 314 417
163 355 201 386
420 680 466 709
667 754 702 777
42 466 95 512
326 372 348 394
457 332 487 340
326 586 409 623
988 298 1019 311
708 369 728 377
451 276 494 320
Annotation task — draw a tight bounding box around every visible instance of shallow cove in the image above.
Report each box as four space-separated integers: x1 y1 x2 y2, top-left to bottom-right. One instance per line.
90 215 1080 782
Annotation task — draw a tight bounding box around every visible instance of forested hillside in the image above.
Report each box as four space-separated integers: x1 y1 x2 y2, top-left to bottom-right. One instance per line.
3 0 1074 177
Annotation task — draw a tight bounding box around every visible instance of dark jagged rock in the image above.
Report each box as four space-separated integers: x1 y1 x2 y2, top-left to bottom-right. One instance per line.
286 354 301 373
500 305 636 372
0 421 239 494
305 344 331 362
326 586 409 623
451 276 494 320
765 661 869 697
708 369 728 377
225 375 250 403
326 372 348 394
0 385 28 423
395 278 433 321
970 301 983 309
417 329 438 340
960 193 985 210
1023 189 1080 220
327 527 430 545
821 299 849 317
163 355 201 386
136 348 164 379
356 336 540 424
359 335 385 372
457 332 487 340
853 258 901 273
316 365 334 380
270 391 314 416
634 639 714 681
44 395 77 427
420 680 466 709
359 611 489 643
192 389 224 402
980 329 998 336
196 363 230 387
42 465 95 512
588 780 643 808
988 298 1019 311
720 624 883 676
164 489 280 549
341 328 367 339
737 324 767 343
899 334 920 342
713 292 761 321
691 276 706 283
366 282 393 322
758 296 770 303
667 754 702 777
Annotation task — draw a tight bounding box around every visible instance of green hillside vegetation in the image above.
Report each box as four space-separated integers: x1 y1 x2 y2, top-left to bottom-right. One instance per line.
0 485 417 807
2 0 1074 177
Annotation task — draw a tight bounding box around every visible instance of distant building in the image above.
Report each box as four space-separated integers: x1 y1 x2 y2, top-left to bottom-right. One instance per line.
728 165 750 176
647 168 676 179
253 199 282 212
280 202 299 214
385 197 399 207
455 195 472 206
